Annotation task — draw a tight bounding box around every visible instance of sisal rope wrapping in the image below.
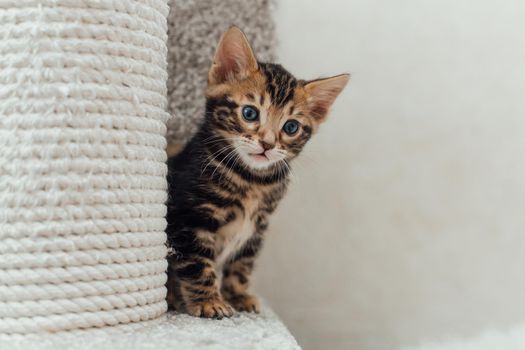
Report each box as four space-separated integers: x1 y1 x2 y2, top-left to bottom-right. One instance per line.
0 0 170 333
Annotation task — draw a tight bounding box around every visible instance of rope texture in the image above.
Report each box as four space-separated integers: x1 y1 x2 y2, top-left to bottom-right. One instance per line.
0 0 170 333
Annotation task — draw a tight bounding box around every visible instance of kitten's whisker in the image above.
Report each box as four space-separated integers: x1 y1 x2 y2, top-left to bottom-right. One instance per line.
214 149 237 182
200 134 228 144
225 153 243 183
201 134 221 142
278 159 293 181
203 135 238 142
203 144 232 165
276 163 282 183
208 144 233 162
283 159 294 178
211 146 238 180
201 144 234 175
279 162 287 183
219 146 241 182
202 137 238 146
228 153 242 180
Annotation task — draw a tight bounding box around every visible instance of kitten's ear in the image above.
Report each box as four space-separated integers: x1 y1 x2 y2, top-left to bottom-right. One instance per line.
304 74 350 121
208 26 258 85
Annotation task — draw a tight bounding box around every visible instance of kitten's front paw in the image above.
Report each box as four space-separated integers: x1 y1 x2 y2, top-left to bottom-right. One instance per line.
185 297 234 319
227 294 261 313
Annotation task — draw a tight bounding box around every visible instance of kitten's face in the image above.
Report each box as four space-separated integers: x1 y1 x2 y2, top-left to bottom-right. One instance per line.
205 27 349 173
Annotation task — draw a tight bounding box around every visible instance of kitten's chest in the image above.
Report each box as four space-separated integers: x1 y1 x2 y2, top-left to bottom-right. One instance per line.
215 192 261 269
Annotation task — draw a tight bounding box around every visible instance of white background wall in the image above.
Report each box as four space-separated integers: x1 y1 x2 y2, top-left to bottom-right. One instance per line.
253 1 525 349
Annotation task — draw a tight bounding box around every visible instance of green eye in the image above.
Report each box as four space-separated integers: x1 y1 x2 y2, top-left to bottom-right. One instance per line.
283 120 300 135
242 106 259 121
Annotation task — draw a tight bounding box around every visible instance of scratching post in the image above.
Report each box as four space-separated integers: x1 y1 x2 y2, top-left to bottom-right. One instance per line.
0 1 300 347
0 0 170 333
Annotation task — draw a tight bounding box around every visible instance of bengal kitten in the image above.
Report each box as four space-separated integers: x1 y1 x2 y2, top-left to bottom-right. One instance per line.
166 27 349 318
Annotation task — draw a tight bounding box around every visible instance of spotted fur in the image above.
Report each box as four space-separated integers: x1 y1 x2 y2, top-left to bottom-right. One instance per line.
166 27 349 318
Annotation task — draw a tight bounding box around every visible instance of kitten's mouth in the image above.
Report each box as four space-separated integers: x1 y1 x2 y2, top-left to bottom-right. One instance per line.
249 152 269 162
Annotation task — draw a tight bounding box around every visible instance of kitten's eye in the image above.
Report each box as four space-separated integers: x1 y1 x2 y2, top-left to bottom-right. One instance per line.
242 105 259 121
282 120 300 135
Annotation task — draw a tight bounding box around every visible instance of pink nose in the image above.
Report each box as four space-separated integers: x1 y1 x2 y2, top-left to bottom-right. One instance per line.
259 140 274 151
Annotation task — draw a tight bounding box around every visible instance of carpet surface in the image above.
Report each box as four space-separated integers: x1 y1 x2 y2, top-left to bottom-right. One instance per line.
403 323 525 350
1 305 300 350
166 0 276 144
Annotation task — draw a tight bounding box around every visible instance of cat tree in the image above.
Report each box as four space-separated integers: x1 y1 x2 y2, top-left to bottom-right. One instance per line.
0 0 299 348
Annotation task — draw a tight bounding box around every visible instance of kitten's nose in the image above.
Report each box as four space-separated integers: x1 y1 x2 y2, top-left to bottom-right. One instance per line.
259 140 274 151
